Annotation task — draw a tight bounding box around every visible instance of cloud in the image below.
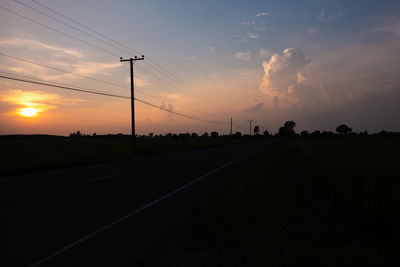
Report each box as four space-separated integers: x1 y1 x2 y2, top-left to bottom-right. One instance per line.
135 75 150 88
259 49 272 58
245 102 264 112
297 72 307 83
247 33 258 39
260 48 311 93
242 21 256 26
0 90 61 115
69 62 121 76
0 37 122 83
0 38 85 58
234 51 252 62
258 48 326 109
185 55 198 61
255 12 268 17
159 102 174 112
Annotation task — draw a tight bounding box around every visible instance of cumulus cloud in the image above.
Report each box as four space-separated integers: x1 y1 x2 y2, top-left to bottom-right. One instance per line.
257 48 330 109
234 51 252 61
260 48 311 93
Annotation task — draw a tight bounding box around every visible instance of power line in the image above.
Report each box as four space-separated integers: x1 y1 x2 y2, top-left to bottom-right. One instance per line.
0 52 226 119
0 52 124 89
0 5 120 58
14 0 133 56
1 3 231 119
0 74 229 125
31 0 190 87
27 0 220 108
232 123 247 131
0 74 128 98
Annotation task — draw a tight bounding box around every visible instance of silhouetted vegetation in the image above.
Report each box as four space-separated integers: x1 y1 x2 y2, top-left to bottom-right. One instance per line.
253 125 260 135
278 120 296 137
336 124 352 135
2 123 400 177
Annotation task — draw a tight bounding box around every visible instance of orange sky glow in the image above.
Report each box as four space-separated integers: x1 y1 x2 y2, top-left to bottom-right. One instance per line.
1 1 400 135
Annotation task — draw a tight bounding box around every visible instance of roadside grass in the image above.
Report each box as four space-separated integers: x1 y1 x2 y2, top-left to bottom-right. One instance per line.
168 137 400 266
0 136 253 176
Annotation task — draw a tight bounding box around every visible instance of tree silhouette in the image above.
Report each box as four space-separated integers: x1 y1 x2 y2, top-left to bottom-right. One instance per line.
336 124 352 135
278 121 296 137
210 131 219 138
254 126 260 135
284 121 296 131
300 130 309 137
202 132 209 138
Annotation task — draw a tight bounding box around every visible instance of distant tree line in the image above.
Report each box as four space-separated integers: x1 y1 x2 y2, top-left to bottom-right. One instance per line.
65 122 400 140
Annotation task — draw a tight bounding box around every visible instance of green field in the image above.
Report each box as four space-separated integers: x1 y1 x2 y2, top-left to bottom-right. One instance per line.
0 135 253 176
142 136 400 266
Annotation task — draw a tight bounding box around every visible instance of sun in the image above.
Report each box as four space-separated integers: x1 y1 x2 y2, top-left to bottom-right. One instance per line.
19 107 40 117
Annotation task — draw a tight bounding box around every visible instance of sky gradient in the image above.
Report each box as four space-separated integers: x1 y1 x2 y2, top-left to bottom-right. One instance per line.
1 0 400 135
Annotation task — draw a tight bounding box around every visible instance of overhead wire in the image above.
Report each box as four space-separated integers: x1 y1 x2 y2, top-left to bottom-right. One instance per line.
0 52 223 119
0 3 180 90
1 2 244 128
31 0 192 87
0 5 120 58
27 0 222 107
0 74 230 125
19 0 209 103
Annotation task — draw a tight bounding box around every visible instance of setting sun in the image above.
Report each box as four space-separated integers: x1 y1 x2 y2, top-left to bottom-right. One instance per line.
19 107 40 117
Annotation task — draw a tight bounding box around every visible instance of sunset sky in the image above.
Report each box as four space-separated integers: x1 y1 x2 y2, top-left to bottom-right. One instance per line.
1 0 400 135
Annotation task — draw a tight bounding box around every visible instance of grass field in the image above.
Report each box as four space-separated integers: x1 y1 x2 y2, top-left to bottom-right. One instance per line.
142 136 400 266
0 135 253 176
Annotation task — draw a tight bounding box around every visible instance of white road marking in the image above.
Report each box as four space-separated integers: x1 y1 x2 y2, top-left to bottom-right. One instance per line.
83 170 135 183
29 152 251 267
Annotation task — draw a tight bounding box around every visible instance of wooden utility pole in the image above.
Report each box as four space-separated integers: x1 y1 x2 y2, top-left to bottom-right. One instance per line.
230 117 232 136
120 55 144 152
248 120 253 136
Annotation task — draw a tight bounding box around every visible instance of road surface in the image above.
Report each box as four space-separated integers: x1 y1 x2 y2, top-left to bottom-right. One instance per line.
1 140 270 266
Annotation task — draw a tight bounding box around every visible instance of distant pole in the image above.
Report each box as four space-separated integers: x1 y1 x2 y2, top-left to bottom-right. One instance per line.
120 55 144 152
230 117 232 136
262 126 265 134
248 120 253 136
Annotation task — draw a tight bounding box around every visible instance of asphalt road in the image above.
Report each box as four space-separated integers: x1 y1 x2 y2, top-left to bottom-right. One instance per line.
1 140 271 267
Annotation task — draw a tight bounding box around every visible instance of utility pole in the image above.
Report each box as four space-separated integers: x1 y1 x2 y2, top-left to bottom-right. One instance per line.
262 126 265 135
230 117 232 136
248 120 253 136
120 55 144 152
